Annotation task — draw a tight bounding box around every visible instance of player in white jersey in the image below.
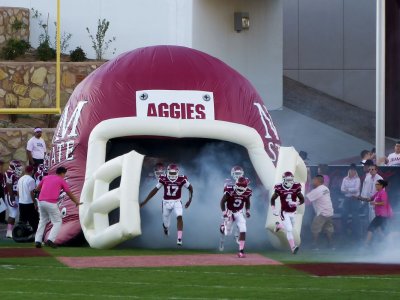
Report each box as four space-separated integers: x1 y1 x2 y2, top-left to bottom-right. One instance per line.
385 142 400 166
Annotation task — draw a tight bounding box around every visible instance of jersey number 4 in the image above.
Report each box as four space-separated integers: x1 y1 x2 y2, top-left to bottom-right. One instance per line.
167 186 179 197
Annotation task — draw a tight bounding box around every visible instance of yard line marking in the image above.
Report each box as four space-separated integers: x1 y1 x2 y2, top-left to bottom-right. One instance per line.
2 263 400 280
3 277 400 295
0 291 234 300
0 286 399 297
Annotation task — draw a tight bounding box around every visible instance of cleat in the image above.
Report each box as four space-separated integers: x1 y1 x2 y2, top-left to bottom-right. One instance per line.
35 242 42 249
274 222 281 233
238 250 246 258
292 246 299 255
45 240 58 249
219 238 224 252
162 224 169 236
177 238 182 246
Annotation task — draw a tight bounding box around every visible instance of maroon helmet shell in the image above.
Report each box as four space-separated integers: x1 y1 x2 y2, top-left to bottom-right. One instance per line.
47 45 281 244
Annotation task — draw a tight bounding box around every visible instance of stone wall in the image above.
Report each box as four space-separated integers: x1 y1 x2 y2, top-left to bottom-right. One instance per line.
0 7 30 49
0 62 104 110
0 128 54 165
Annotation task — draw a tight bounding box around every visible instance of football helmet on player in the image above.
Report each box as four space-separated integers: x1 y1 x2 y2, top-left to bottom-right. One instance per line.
282 171 295 189
154 163 165 179
234 176 248 195
9 160 23 177
34 164 47 183
231 166 244 181
167 164 179 182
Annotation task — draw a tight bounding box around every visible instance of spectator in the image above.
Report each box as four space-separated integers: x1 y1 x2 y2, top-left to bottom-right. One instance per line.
370 148 376 163
317 164 330 188
306 175 334 250
26 127 47 169
384 141 400 166
34 167 81 248
0 160 6 224
361 159 374 174
340 164 361 240
299 150 309 162
360 164 383 222
361 179 393 247
17 166 39 232
360 150 372 165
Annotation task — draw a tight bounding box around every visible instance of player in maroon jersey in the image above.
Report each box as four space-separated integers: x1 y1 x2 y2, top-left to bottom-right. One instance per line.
3 160 23 238
220 177 251 258
222 166 250 245
271 171 305 254
34 164 48 185
140 163 193 246
153 163 165 179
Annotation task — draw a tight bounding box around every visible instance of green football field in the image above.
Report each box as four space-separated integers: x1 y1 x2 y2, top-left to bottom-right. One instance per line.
0 241 399 300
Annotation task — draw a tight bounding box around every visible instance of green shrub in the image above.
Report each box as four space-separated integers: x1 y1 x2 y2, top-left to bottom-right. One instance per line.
0 39 31 60
70 46 87 62
36 41 56 61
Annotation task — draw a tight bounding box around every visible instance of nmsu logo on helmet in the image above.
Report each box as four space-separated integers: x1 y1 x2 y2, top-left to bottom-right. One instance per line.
136 90 215 120
49 100 88 167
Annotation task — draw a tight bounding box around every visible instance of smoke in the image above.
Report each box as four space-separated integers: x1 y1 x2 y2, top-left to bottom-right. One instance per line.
117 140 271 251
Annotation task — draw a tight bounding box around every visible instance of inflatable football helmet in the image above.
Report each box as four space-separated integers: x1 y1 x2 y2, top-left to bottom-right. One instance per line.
47 45 306 249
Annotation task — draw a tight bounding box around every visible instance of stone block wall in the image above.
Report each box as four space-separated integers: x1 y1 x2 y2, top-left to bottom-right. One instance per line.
0 62 104 110
0 128 54 165
0 7 30 49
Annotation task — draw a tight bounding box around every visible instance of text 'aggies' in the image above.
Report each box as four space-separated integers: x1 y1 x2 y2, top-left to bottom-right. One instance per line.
146 103 206 119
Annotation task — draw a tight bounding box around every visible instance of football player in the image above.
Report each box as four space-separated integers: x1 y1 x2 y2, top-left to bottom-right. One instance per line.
220 176 251 258
140 163 193 246
223 166 249 245
271 171 304 254
153 163 165 179
34 164 48 186
3 160 23 238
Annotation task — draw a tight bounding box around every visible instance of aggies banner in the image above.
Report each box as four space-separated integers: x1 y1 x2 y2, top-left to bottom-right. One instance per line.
135 90 215 120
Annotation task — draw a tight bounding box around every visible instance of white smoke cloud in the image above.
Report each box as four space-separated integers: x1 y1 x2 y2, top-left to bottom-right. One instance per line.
121 141 271 251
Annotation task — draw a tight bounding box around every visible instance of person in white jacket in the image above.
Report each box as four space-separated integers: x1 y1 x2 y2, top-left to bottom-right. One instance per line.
360 164 383 222
340 164 361 240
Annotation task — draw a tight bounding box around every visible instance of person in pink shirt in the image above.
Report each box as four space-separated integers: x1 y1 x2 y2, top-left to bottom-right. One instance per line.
34 167 81 248
361 179 393 246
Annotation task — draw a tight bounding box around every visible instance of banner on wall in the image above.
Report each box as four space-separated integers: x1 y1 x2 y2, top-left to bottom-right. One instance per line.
136 90 215 120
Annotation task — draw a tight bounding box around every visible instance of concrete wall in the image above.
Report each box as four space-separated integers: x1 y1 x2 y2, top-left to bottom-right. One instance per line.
283 0 376 112
0 0 283 110
192 0 283 110
0 0 193 56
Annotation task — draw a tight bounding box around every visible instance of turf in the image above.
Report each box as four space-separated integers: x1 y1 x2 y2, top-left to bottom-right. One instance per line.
0 242 400 300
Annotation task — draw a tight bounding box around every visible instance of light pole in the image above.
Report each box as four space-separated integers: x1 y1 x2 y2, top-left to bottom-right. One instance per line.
376 0 386 163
